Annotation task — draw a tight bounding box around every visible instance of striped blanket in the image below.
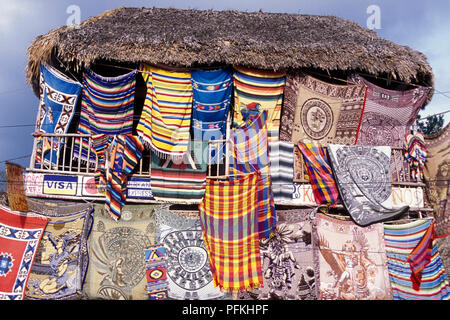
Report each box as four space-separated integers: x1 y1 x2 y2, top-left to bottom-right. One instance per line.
229 110 276 239
233 66 285 141
145 245 169 300
136 64 193 158
198 171 264 293
191 68 232 164
150 141 207 203
384 219 450 300
269 141 294 203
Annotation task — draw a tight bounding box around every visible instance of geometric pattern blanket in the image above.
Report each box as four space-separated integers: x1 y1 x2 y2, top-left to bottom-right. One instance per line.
145 245 169 300
0 205 49 300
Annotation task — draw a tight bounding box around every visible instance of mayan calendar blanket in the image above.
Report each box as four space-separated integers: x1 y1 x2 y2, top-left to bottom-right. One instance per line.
316 213 393 300
145 245 169 300
279 72 367 145
269 141 294 203
384 219 450 300
74 68 137 163
155 208 227 300
24 199 94 300
327 144 409 226
0 205 49 300
34 64 81 168
199 171 264 293
136 64 193 158
233 66 285 141
298 142 339 206
83 203 156 300
404 131 427 181
229 110 276 238
423 123 450 237
191 67 232 163
5 162 29 212
350 74 430 147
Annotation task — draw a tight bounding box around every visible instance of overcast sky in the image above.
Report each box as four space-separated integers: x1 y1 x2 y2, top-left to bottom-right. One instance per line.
0 0 449 169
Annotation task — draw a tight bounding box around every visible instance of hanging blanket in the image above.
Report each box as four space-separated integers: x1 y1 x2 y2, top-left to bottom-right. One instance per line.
316 213 393 300
298 142 339 206
34 64 82 168
145 245 169 300
404 131 427 181
136 64 193 158
24 199 94 300
279 72 367 145
151 141 207 203
155 208 227 300
233 66 285 141
229 110 276 239
350 74 431 147
0 205 49 300
327 144 409 226
74 69 137 163
269 141 294 203
191 68 232 164
384 219 450 300
5 162 29 212
198 171 264 293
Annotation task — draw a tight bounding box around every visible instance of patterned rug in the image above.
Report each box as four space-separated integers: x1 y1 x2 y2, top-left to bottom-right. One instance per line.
136 64 193 158
404 131 427 181
5 162 29 212
327 144 409 226
384 219 450 300
316 213 393 300
24 199 94 300
350 74 430 147
279 72 366 145
269 141 294 203
0 205 49 300
145 244 169 300
233 66 285 141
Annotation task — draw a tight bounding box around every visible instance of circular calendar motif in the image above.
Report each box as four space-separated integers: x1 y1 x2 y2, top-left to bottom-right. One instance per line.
300 98 333 140
178 246 208 273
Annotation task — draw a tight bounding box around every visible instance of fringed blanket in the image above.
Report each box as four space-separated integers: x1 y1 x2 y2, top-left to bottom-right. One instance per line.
191 68 232 164
150 141 207 203
327 144 409 226
24 199 94 300
0 205 49 300
5 162 29 212
384 219 450 300
155 208 226 300
316 213 393 300
279 72 367 145
350 74 431 147
404 131 427 181
229 110 276 239
269 141 294 203
145 245 169 300
136 64 193 158
199 171 264 293
233 66 285 141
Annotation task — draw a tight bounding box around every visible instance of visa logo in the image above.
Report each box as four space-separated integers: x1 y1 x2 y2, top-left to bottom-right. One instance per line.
43 175 78 196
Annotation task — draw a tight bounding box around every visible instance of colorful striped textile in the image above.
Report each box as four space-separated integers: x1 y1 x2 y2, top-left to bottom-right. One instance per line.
0 205 49 300
92 134 114 186
104 134 144 221
198 171 264 293
384 219 450 300
404 132 427 181
5 162 29 212
191 67 232 164
233 66 285 141
145 245 169 300
269 141 294 203
150 141 207 203
229 110 276 239
136 64 193 158
297 142 339 206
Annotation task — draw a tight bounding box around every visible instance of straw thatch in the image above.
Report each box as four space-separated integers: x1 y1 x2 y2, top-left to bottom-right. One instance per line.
25 6 434 103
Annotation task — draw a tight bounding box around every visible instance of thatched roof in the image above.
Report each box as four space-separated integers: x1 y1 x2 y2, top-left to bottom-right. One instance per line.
26 6 434 103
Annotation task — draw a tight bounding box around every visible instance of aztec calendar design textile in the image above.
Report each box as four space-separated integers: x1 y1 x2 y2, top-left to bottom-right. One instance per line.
0 205 49 300
327 144 409 226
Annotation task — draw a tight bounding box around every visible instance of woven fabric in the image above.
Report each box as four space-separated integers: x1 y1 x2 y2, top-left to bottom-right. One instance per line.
279 72 366 145
136 64 193 158
351 74 430 147
0 205 49 300
298 142 339 205
384 219 450 300
5 162 29 212
198 171 264 293
404 132 427 181
316 213 393 300
327 144 409 226
269 141 294 203
24 199 94 300
233 66 285 141
92 134 114 186
229 110 276 239
145 245 169 300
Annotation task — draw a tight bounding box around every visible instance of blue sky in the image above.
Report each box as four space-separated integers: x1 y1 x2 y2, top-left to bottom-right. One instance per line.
0 0 449 169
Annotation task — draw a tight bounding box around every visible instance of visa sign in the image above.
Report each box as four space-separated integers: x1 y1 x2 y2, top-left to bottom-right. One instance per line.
43 175 78 196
